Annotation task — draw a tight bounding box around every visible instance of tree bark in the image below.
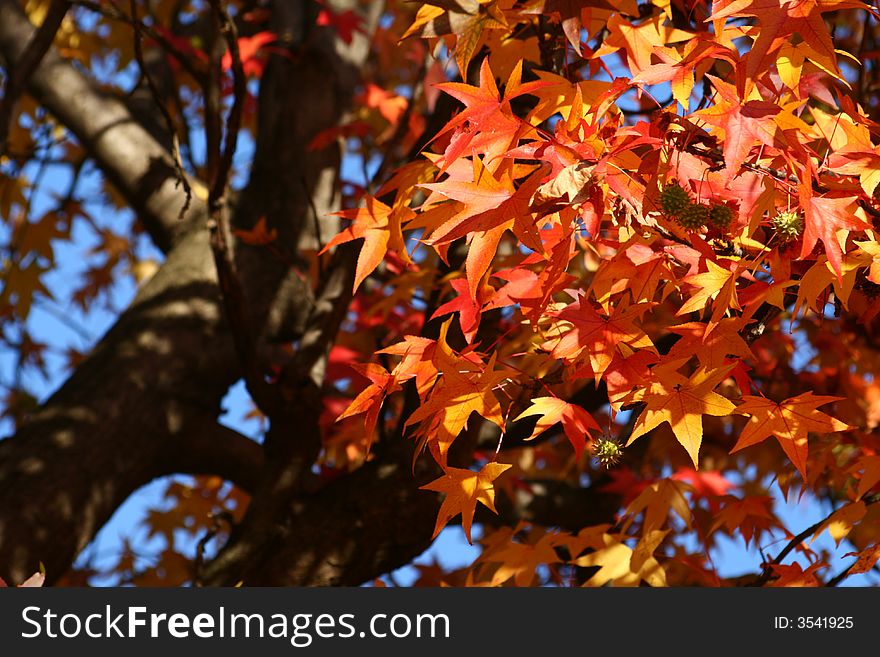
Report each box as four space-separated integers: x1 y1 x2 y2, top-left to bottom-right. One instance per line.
0 0 625 587
0 0 370 585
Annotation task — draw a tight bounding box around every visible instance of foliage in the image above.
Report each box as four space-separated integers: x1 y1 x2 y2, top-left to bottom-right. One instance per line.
2 0 880 587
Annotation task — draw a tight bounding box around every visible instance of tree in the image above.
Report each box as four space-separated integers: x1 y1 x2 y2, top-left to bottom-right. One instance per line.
1 0 879 588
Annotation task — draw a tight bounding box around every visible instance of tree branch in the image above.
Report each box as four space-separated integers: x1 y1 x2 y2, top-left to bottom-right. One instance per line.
0 0 69 155
0 0 204 253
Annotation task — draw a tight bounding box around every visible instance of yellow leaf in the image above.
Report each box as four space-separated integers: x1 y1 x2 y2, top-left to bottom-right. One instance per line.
420 462 512 544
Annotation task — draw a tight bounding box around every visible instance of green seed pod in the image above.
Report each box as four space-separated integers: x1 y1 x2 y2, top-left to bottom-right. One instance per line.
708 203 734 229
676 202 709 230
659 182 691 216
771 210 804 242
593 437 623 468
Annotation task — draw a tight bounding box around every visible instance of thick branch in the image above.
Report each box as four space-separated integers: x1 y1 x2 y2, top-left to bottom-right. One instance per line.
0 0 203 252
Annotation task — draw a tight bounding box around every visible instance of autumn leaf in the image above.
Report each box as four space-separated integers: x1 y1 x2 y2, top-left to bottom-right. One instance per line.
676 258 744 335
796 189 868 279
319 195 414 292
336 363 401 451
513 396 600 459
731 393 851 480
434 58 550 168
422 156 546 296
695 76 784 180
622 478 693 534
221 31 275 78
850 455 880 500
666 318 753 370
431 276 494 343
420 461 512 543
710 495 777 547
234 217 277 246
766 562 827 587
843 543 880 575
710 0 864 92
811 501 866 547
574 532 668 587
628 364 737 467
546 294 656 382
402 1 507 75
405 327 508 466
482 528 563 586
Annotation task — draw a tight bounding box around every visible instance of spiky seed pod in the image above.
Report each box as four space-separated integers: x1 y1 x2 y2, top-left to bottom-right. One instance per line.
771 210 804 242
708 203 734 229
659 182 691 216
676 202 709 230
593 437 623 468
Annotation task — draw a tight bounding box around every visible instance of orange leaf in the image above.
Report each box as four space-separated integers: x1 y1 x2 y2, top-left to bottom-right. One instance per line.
420 462 512 543
731 392 851 480
319 195 414 292
628 365 737 467
513 396 600 459
234 217 277 246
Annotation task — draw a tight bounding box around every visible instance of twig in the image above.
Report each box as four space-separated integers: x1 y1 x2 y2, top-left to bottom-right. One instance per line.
192 511 234 587
753 492 880 586
207 0 246 206
74 0 207 84
204 0 277 415
128 0 192 220
0 0 70 156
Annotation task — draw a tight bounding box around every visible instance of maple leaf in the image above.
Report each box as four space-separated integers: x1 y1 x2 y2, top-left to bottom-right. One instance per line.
676 258 744 335
811 501 866 547
627 364 738 467
546 294 656 382
420 462 512 543
710 495 777 547
766 561 827 587
666 318 754 369
430 58 547 170
319 195 414 292
316 4 365 45
221 31 275 78
796 189 868 279
594 13 694 75
513 396 601 458
405 329 508 466
402 1 508 75
854 238 880 284
574 532 668 587
422 156 545 296
710 0 864 91
482 529 563 586
233 217 277 246
843 543 880 575
695 76 783 180
336 363 401 451
378 335 439 396
622 478 693 534
849 455 880 500
631 39 734 109
731 393 851 480
537 0 619 54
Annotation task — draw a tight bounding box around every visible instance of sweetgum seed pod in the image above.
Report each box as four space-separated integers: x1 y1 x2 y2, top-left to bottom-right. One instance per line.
708 204 734 228
771 210 804 241
659 182 691 216
676 203 709 229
